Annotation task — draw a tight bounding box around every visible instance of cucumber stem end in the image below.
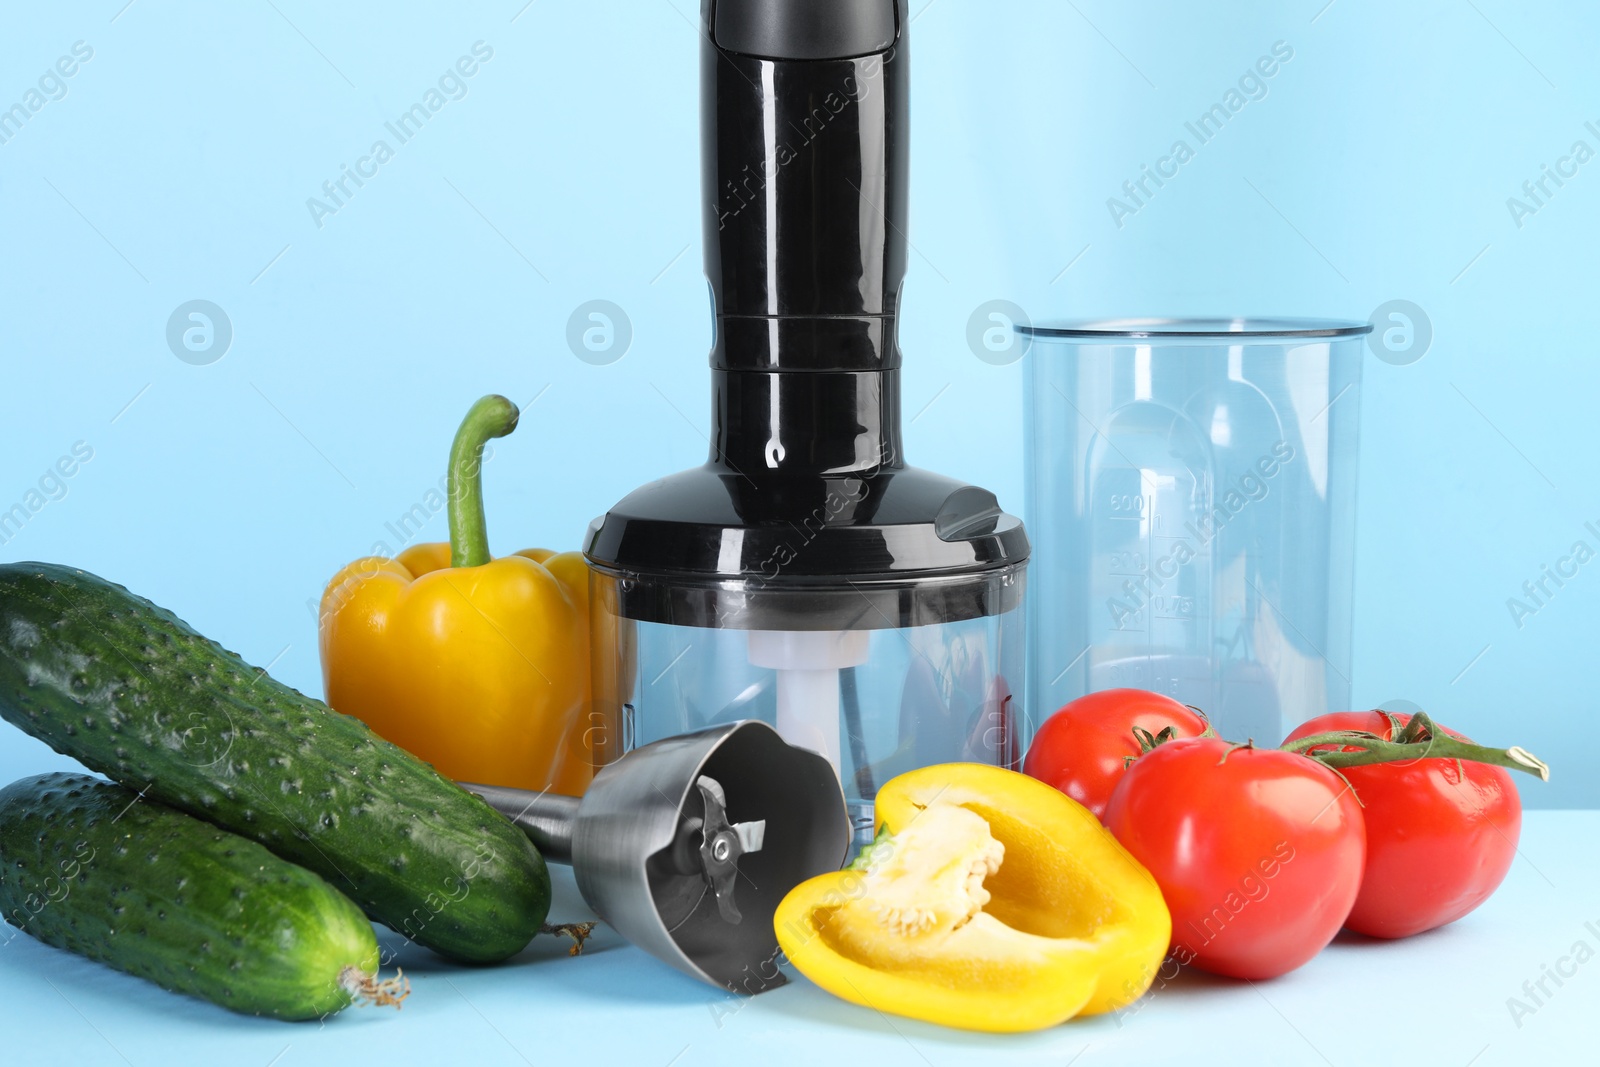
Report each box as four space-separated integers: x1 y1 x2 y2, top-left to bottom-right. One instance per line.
339 965 411 1010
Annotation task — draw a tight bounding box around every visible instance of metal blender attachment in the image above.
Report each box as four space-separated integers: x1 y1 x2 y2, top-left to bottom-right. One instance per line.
582 0 1030 852
463 721 847 993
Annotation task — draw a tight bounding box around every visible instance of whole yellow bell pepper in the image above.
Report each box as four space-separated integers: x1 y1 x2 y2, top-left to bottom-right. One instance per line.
775 763 1171 1033
318 395 594 796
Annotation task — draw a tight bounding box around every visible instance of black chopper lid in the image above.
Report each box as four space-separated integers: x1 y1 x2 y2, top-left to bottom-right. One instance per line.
584 0 1028 631
585 466 1027 631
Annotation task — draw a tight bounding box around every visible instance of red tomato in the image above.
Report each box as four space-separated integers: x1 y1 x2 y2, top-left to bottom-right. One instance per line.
1022 688 1209 819
1282 711 1520 939
1102 737 1365 979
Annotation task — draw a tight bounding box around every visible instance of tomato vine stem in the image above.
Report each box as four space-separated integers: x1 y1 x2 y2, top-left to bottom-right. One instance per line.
1279 711 1549 781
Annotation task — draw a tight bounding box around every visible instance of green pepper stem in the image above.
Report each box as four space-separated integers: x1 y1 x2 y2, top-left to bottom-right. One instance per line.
1280 711 1549 781
447 395 519 569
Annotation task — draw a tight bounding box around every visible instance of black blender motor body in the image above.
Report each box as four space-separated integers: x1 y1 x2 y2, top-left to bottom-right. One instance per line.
585 0 1029 845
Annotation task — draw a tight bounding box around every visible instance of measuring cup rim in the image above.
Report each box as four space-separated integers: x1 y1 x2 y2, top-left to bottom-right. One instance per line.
1017 317 1373 340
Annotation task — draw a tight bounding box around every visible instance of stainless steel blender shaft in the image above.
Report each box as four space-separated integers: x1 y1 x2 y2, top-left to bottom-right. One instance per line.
459 784 581 864
461 775 765 924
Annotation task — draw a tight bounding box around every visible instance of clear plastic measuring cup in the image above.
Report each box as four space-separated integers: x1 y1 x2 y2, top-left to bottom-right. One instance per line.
1020 318 1371 744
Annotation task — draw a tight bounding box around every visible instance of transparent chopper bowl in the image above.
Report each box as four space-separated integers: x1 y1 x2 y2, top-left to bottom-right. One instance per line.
588 568 1025 847
1022 318 1368 744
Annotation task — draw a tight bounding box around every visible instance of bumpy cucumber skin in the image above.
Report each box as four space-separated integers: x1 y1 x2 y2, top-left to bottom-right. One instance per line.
0 564 550 963
0 772 379 1020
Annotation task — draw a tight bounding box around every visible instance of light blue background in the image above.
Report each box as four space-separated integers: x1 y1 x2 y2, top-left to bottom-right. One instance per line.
3 4 1599 1064
2 0 1596 818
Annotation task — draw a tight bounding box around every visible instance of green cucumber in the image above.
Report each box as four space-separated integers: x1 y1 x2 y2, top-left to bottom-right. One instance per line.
0 563 550 963
0 772 402 1020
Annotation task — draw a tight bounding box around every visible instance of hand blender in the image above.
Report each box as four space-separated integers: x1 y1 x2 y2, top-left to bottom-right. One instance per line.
465 720 847 993
583 0 1030 849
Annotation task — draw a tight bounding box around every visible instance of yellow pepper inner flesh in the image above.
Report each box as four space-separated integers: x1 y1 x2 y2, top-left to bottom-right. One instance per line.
854 802 1002 938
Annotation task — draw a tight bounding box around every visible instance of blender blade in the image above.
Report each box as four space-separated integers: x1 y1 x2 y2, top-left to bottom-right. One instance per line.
694 774 765 923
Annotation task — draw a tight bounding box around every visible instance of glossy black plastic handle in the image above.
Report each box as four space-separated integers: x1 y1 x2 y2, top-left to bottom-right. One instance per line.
709 0 897 60
702 0 910 341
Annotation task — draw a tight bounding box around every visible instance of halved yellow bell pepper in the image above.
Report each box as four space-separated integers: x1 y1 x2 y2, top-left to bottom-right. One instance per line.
775 763 1171 1033
319 395 594 796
